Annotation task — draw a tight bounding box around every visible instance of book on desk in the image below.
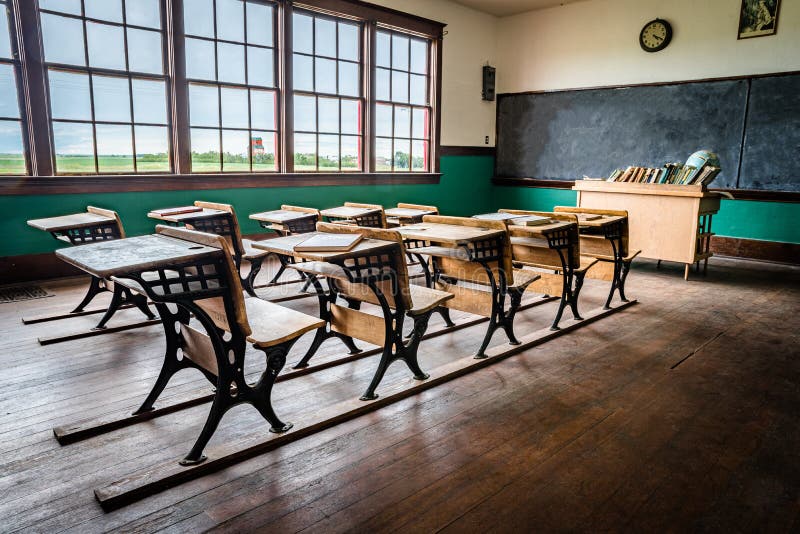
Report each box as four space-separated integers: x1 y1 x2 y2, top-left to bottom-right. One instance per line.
508 215 553 227
149 206 203 217
293 233 363 252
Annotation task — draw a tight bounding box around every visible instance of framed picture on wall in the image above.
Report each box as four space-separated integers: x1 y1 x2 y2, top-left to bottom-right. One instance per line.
738 0 781 39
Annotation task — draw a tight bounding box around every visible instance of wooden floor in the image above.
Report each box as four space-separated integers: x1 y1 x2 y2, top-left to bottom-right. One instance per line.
0 256 798 532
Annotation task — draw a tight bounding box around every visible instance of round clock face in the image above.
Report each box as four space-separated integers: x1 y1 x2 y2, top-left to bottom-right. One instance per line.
640 19 672 52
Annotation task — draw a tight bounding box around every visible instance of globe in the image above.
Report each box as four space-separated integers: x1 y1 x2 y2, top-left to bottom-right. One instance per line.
685 150 720 172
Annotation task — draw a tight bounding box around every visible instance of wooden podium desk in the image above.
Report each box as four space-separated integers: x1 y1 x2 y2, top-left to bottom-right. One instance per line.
574 181 722 280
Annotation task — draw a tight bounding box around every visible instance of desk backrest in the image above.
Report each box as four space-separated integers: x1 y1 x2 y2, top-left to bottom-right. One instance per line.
343 202 387 228
421 215 514 283
155 225 251 337
280 204 320 233
192 201 246 261
86 206 126 238
499 209 580 270
397 203 439 214
553 206 629 257
315 222 411 310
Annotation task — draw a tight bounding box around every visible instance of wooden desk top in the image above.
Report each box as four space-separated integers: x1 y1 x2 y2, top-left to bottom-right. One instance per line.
147 207 227 222
507 220 574 238
384 207 436 218
55 234 220 278
27 212 115 233
555 212 626 228
320 206 381 219
395 222 505 245
252 232 398 262
249 210 317 224
472 212 523 222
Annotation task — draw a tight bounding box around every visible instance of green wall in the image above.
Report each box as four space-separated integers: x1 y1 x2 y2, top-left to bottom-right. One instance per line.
1 155 496 257
492 185 800 244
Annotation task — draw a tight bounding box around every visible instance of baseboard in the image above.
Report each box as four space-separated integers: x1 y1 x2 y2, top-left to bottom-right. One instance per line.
1 232 277 286
710 236 799 265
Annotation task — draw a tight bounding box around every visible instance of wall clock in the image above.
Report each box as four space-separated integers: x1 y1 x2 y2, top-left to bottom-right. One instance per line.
639 18 672 52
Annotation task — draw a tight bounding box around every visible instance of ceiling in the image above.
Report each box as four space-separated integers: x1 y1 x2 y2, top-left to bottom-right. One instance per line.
451 0 588 17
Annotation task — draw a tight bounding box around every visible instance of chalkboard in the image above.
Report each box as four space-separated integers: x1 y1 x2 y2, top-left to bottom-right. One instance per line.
496 79 751 190
739 75 800 192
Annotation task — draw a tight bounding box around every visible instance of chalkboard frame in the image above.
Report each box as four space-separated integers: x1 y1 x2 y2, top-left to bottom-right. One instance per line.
493 70 800 203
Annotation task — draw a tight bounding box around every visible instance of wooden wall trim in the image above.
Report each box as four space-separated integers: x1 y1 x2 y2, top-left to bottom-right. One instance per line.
491 177 800 203
4 235 795 285
441 146 496 157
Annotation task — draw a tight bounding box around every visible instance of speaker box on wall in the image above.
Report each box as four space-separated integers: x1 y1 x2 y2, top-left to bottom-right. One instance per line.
482 65 496 101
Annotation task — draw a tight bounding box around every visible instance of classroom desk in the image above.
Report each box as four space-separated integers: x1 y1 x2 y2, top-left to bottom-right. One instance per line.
319 205 382 224
249 209 318 235
253 231 442 400
395 222 527 358
147 207 227 225
26 212 156 330
384 207 437 226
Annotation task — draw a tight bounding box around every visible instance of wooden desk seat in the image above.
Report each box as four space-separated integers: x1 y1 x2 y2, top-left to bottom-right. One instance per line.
111 225 323 465
554 206 639 307
288 222 453 400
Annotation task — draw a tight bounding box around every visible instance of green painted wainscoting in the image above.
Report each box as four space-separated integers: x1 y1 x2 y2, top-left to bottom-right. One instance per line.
492 186 800 245
1 155 496 258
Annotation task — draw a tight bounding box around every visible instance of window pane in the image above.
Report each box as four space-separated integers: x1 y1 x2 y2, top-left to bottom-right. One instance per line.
92 75 131 122
220 86 249 128
375 104 391 137
340 99 360 135
84 0 123 23
293 53 313 91
127 29 163 74
96 124 134 172
391 71 409 103
412 107 428 139
40 0 82 15
134 125 169 171
394 106 410 138
132 78 167 124
338 61 358 97
0 121 25 174
49 70 91 120
217 43 245 83
126 0 162 29
41 14 86 66
87 22 125 70
376 68 389 101
222 129 249 172
252 131 276 172
318 134 338 169
315 58 336 94
53 121 95 173
247 46 273 87
191 128 220 171
185 38 216 80
292 13 313 54
184 0 214 38
376 31 390 67
394 138 410 171
375 137 391 171
294 94 315 132
0 8 12 60
250 89 275 130
189 84 219 126
216 0 244 43
0 65 19 118
391 35 409 70
410 39 427 74
246 2 273 46
338 23 358 62
341 135 359 171
293 133 316 170
318 97 338 133
314 18 335 57
411 139 427 171
410 74 426 105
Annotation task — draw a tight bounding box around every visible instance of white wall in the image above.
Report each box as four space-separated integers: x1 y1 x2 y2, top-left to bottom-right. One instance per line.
496 0 800 93
371 0 499 146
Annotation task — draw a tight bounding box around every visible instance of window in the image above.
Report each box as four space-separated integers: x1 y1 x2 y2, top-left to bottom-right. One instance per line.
184 0 278 173
0 0 26 174
291 11 362 172
39 0 170 174
374 30 430 172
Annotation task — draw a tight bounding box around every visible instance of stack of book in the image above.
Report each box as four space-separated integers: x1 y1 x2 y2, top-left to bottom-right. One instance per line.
605 163 721 186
